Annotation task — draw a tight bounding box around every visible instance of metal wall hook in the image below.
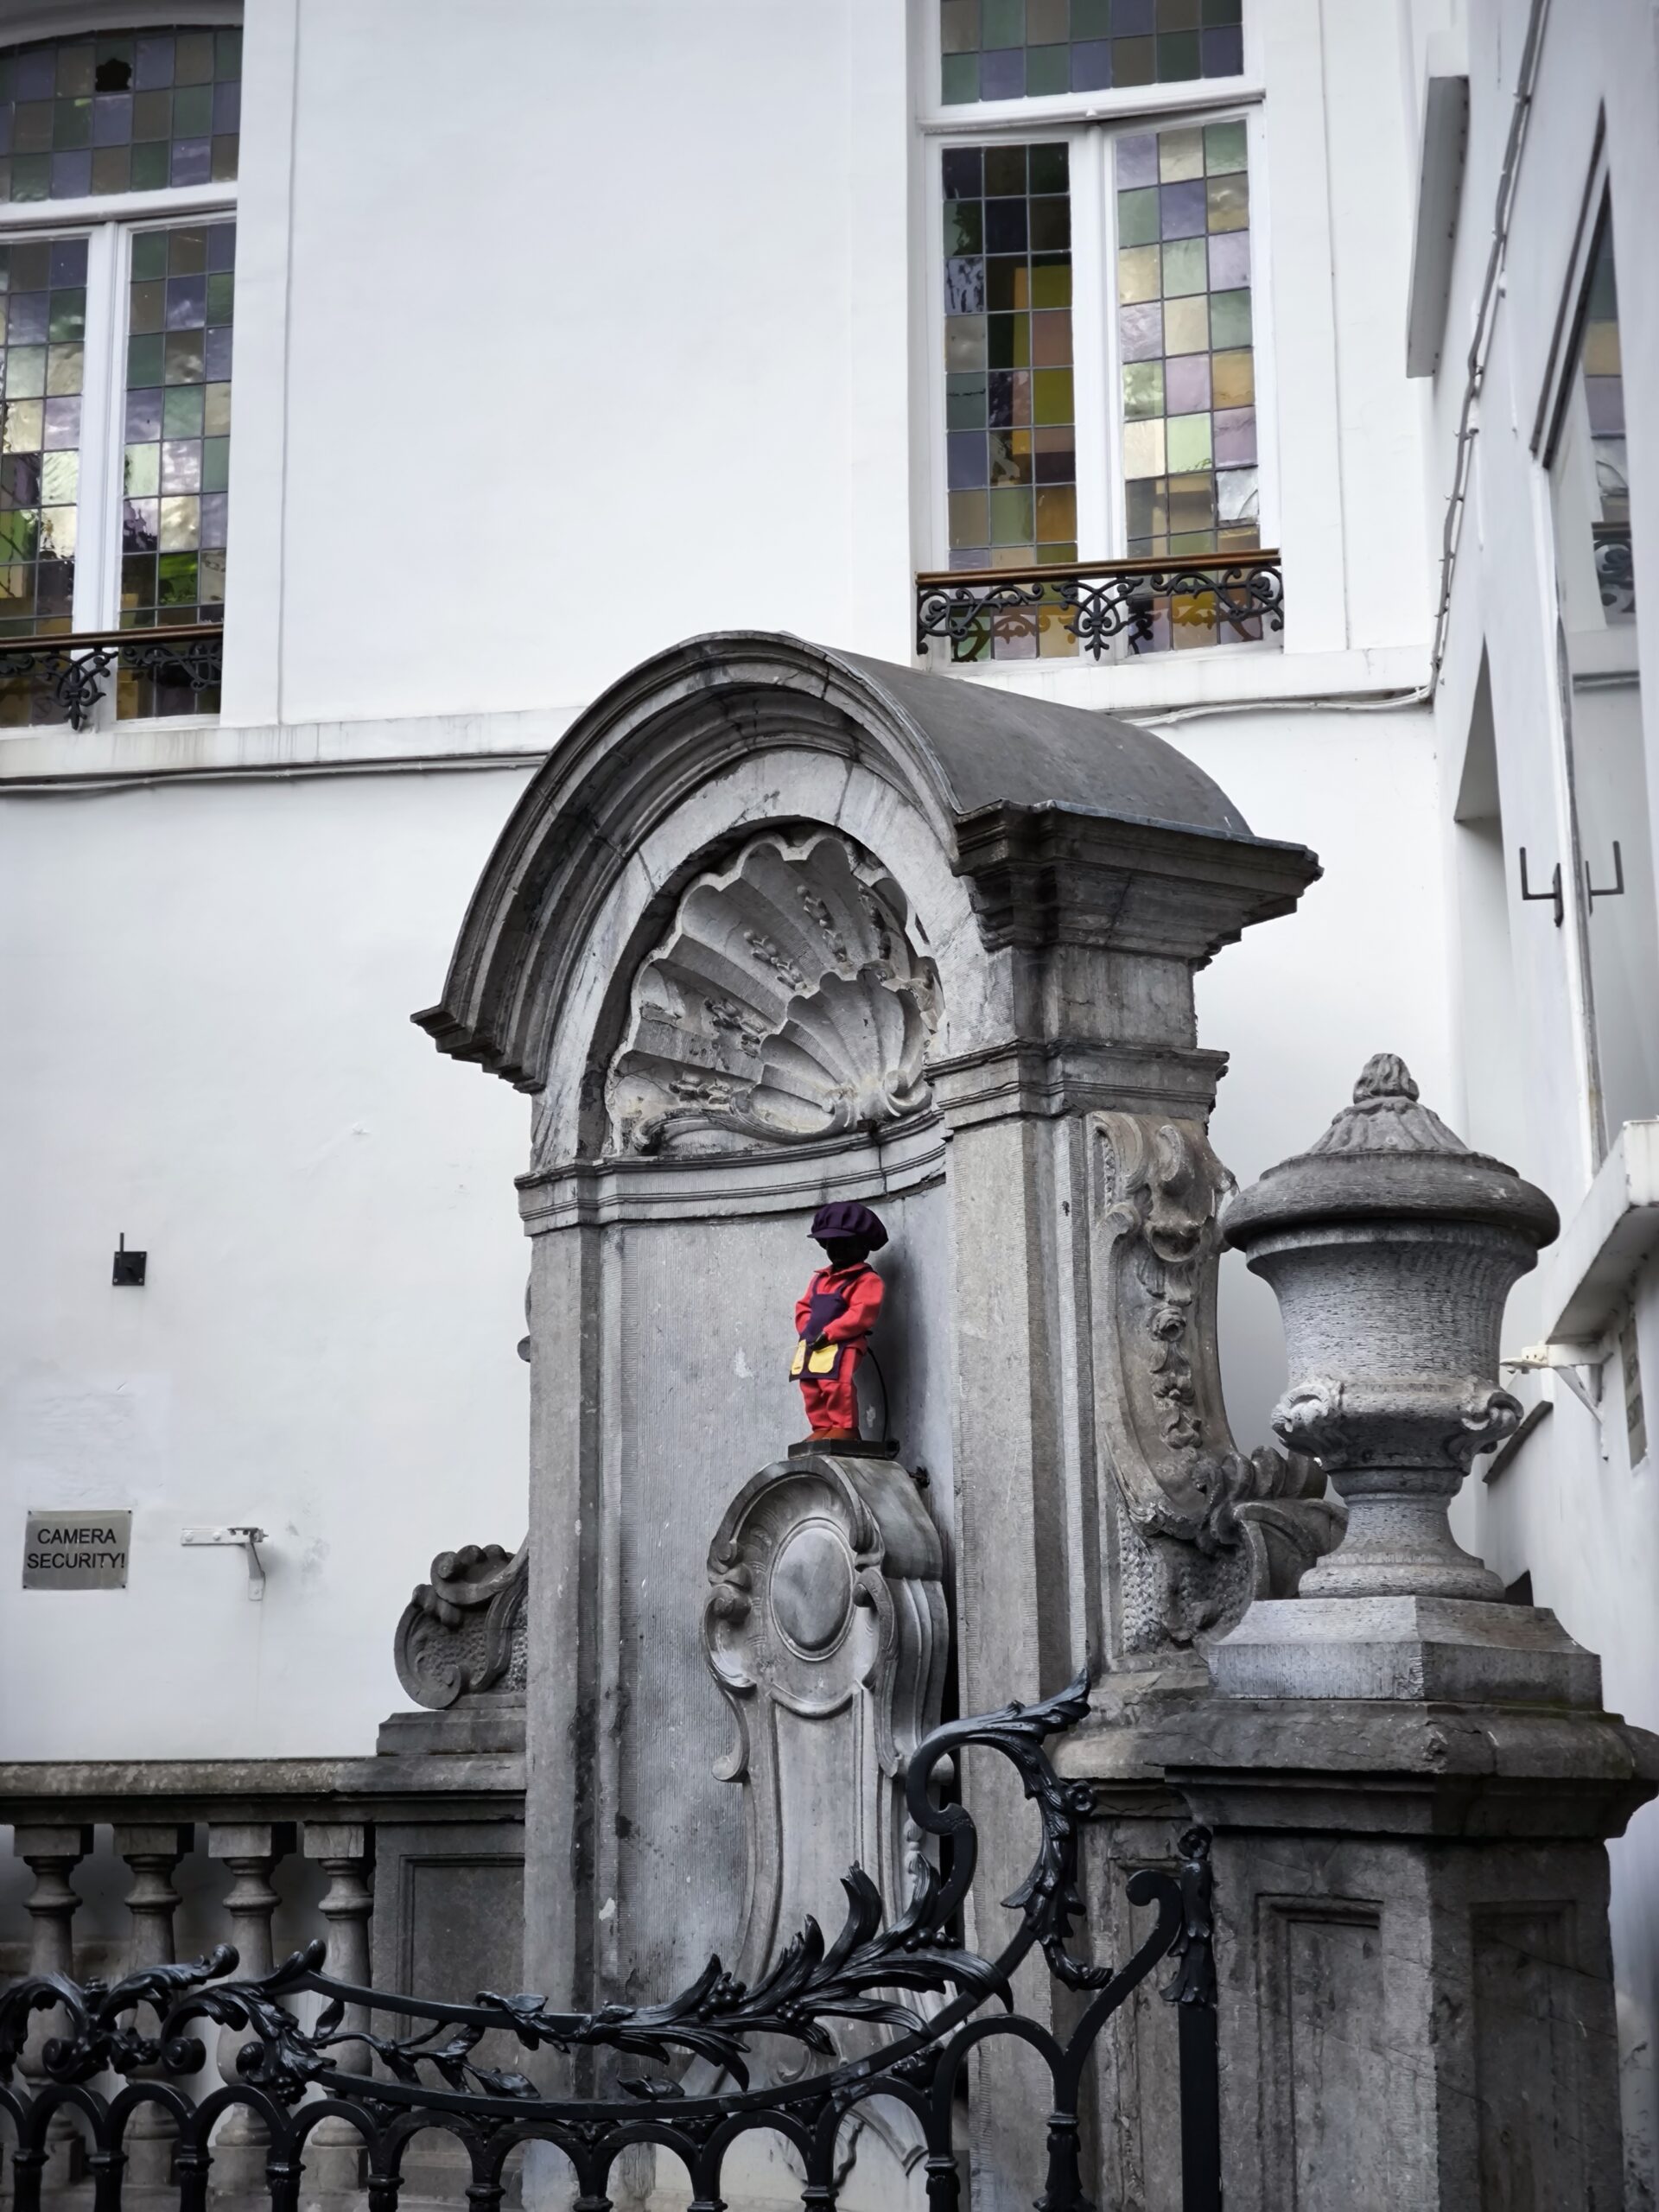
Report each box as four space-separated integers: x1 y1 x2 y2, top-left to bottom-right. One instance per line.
1518 846 1564 925
181 1524 269 1601
1586 840 1625 908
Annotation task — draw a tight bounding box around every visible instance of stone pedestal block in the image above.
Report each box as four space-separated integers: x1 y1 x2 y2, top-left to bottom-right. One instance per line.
1211 1593 1602 1707
1059 1694 1659 2212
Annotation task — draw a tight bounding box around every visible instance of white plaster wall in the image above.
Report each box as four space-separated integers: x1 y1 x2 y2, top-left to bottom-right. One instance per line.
1403 0 1659 2191
0 768 532 1758
0 0 1452 1757
233 0 915 727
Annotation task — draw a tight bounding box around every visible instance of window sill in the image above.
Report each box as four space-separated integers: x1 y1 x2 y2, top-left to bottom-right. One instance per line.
924 638 1428 717
1541 1120 1659 1343
0 705 569 788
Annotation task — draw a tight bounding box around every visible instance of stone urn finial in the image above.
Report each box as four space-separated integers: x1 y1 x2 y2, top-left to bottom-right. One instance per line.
1219 1054 1559 1602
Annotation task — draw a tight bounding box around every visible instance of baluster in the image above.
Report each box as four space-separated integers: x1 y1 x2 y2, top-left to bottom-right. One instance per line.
204 1822 292 2190
302 1823 373 2195
112 1823 192 2191
11 1825 93 2189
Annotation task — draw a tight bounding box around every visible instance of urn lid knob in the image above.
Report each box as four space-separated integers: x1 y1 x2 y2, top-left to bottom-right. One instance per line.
1306 1053 1467 1158
1221 1052 1560 1250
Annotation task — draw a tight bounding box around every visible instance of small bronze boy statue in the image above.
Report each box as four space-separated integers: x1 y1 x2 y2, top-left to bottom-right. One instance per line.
791 1201 887 1444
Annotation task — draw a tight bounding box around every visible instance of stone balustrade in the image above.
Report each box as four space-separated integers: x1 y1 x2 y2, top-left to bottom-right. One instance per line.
0 1748 524 2198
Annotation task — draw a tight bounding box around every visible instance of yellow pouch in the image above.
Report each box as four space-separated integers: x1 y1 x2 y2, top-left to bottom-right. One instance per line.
791 1339 840 1377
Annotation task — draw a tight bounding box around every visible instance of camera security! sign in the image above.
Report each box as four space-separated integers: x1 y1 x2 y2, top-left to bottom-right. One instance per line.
22 1510 132 1589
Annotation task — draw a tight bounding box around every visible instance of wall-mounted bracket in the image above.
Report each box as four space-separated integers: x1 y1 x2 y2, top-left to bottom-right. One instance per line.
1586 840 1625 910
181 1524 268 1601
1518 847 1564 926
1503 1338 1608 1422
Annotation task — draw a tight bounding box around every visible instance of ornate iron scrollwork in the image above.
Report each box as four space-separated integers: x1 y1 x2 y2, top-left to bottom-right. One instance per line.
0 625 224 730
0 1671 1222 2212
916 552 1284 664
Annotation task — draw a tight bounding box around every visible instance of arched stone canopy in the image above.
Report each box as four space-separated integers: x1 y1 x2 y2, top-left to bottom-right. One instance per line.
416 633 1337 2104
413 633 1319 1161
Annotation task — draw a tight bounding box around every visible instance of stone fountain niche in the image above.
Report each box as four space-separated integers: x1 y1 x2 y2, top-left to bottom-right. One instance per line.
416 632 1332 2209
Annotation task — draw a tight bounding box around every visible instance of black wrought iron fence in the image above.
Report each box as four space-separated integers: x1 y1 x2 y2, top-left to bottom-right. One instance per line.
0 1671 1219 2212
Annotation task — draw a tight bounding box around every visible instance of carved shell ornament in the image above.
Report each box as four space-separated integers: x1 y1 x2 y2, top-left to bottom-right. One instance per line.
605 830 940 1156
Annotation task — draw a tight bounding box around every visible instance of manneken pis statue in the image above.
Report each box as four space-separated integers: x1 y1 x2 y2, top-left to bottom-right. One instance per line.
790 1201 887 1444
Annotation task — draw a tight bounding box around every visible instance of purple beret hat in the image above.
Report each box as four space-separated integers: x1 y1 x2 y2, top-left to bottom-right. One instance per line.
810 1201 888 1249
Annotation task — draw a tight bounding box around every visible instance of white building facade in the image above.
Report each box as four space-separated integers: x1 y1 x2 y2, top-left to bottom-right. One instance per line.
0 0 1652 2194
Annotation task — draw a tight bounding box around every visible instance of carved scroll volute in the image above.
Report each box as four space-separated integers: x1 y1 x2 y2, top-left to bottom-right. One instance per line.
1090 1113 1242 1541
1090 1114 1343 1647
702 1456 947 1988
392 1541 529 1710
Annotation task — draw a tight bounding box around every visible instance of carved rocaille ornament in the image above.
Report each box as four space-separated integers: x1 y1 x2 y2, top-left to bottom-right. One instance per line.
392 1541 528 1710
1220 1053 1560 1601
1091 1111 1344 1654
704 1454 947 1963
605 830 939 1156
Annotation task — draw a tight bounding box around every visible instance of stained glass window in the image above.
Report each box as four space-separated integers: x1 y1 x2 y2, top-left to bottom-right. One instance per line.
0 27 240 206
942 0 1242 106
118 215 232 715
942 142 1077 659
1115 118 1257 645
0 232 86 721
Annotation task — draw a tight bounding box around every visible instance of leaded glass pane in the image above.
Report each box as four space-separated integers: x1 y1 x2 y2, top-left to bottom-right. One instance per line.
0 27 239 203
1115 118 1259 648
941 0 1241 105
0 232 86 724
118 213 231 716
941 139 1076 661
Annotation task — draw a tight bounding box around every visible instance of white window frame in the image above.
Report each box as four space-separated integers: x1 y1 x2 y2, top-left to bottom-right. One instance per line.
1535 141 1653 1170
915 6 1274 609
0 7 238 724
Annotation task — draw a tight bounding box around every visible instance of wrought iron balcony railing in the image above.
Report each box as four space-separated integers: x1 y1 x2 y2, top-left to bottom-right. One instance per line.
0 622 225 730
916 550 1284 665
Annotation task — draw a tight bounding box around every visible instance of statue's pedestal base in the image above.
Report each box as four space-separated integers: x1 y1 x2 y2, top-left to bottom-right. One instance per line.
376 1691 525 1757
1059 1687 1659 2212
1209 1594 1601 1707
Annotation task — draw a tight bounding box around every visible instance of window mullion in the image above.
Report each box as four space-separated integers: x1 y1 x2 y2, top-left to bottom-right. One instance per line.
1070 127 1115 562
73 219 121 640
1244 100 1276 553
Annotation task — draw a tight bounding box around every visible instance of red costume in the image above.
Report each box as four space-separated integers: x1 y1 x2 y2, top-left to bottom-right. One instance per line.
791 1261 885 1439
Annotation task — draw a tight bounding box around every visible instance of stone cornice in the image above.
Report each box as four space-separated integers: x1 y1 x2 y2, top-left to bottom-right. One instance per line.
518 1114 947 1230
0 1754 525 1827
927 1039 1229 1129
1053 1694 1659 1841
950 800 1320 964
